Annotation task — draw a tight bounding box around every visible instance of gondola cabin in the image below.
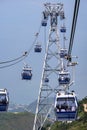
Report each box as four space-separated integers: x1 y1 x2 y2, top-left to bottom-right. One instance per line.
58 71 70 85
54 91 78 121
21 65 32 80
60 11 65 20
34 44 42 53
60 26 66 33
60 49 67 58
41 19 47 26
0 89 9 111
44 77 49 83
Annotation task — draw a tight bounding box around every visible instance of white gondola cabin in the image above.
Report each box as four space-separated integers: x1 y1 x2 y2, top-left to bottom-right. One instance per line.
58 71 70 85
44 77 49 83
60 48 67 58
60 26 66 33
41 19 47 26
54 91 78 121
21 65 32 80
34 44 42 53
0 89 9 111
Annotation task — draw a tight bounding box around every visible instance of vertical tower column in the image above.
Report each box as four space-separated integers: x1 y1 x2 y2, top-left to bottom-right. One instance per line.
33 3 64 130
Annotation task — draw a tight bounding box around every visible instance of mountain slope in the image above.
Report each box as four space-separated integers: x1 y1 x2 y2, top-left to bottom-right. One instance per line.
0 112 34 130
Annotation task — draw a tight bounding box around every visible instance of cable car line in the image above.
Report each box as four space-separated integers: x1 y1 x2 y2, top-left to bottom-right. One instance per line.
0 52 27 64
0 56 26 69
0 24 42 69
68 0 80 61
0 51 28 68
27 24 42 54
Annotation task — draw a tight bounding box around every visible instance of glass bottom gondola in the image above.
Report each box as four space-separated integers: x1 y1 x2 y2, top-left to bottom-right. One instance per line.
54 91 78 121
34 44 42 53
44 77 49 82
58 78 70 85
34 48 42 53
41 20 47 26
0 104 9 111
55 110 77 121
22 73 32 80
22 64 32 80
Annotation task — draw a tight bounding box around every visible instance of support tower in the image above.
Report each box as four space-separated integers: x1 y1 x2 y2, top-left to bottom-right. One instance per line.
33 3 72 130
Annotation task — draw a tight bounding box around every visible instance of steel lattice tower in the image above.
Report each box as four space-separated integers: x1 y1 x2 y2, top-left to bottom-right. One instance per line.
33 3 66 130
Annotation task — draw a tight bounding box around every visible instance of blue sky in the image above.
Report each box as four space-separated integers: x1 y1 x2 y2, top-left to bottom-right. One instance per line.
0 0 87 105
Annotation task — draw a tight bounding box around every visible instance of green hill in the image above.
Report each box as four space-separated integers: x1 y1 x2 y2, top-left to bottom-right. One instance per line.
0 112 34 130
